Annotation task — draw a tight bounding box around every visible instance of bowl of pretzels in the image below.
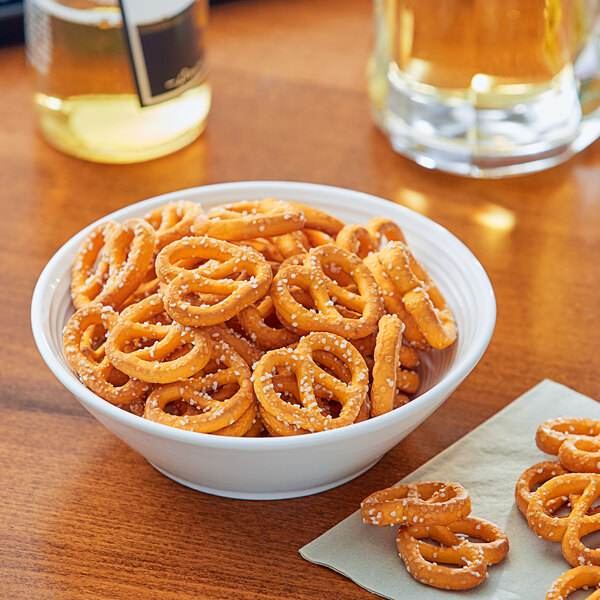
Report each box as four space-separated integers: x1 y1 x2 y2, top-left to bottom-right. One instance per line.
32 181 495 499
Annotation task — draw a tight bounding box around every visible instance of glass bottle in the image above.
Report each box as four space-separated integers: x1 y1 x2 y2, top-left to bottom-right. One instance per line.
24 0 211 164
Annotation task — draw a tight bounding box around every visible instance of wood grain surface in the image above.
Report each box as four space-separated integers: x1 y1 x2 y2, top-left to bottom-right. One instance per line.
1 0 599 598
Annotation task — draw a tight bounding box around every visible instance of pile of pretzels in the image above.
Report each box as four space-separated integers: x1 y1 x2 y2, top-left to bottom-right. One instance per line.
516 417 600 599
360 480 509 590
63 198 457 436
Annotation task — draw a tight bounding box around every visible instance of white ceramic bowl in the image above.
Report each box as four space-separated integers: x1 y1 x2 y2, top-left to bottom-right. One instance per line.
31 181 495 500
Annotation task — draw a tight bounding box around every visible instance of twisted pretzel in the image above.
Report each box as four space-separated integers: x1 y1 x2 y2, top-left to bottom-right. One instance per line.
395 515 508 590
360 481 471 527
396 524 487 590
253 332 369 433
237 296 299 350
546 566 600 600
527 473 600 566
272 244 384 339
303 228 334 248
144 200 201 250
536 417 600 455
192 199 306 241
286 201 344 237
156 236 272 326
63 303 151 405
105 294 211 384
365 217 406 248
515 461 570 516
335 225 378 258
363 253 429 349
71 218 156 310
378 241 457 350
559 437 600 474
143 339 255 434
202 324 263 368
370 314 405 417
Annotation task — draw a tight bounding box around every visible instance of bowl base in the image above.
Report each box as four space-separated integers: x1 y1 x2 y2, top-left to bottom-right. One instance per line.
148 457 383 500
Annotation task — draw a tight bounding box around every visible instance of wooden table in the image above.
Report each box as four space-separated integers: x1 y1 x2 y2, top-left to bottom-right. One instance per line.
2 1 599 597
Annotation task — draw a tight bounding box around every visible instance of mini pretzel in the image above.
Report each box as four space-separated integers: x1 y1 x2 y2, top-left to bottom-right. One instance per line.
143 339 255 434
156 236 272 326
370 314 405 417
253 332 369 433
237 296 299 350
192 199 306 241
360 481 471 527
515 461 570 516
71 218 156 310
238 237 285 264
303 228 334 248
272 230 309 258
396 525 487 590
286 201 344 237
536 417 600 455
63 303 151 404
527 473 600 545
144 200 201 250
366 217 406 248
202 324 263 368
335 225 378 258
378 241 457 350
352 333 420 370
396 516 508 590
363 253 429 349
546 566 600 600
105 294 211 384
440 516 509 565
558 437 600 474
272 244 384 339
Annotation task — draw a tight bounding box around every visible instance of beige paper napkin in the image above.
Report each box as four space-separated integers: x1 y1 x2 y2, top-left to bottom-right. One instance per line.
300 380 600 599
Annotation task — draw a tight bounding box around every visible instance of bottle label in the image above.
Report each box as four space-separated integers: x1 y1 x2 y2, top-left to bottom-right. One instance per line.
118 0 206 106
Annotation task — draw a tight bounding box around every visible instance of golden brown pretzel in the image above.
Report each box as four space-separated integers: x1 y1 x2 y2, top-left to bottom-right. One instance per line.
144 200 201 250
363 252 429 349
559 436 600 474
515 461 570 516
156 236 272 326
546 566 600 600
193 199 306 241
71 218 156 310
143 338 256 434
271 244 384 339
63 303 151 404
253 331 369 433
237 296 300 350
105 294 211 384
370 314 405 417
378 241 457 350
335 224 378 258
396 524 488 590
396 516 509 590
366 217 406 248
527 473 600 566
360 481 471 527
536 417 600 455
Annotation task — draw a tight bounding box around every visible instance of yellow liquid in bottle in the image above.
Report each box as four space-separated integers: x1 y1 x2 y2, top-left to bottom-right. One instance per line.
27 0 211 163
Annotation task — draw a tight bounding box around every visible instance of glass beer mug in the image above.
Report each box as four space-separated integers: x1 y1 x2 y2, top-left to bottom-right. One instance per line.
24 0 211 163
369 0 600 177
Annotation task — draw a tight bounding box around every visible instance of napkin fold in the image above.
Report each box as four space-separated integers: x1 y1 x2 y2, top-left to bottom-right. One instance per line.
300 380 600 599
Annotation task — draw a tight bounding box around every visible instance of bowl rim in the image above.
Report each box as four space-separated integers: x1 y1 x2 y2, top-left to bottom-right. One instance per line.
31 180 496 450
